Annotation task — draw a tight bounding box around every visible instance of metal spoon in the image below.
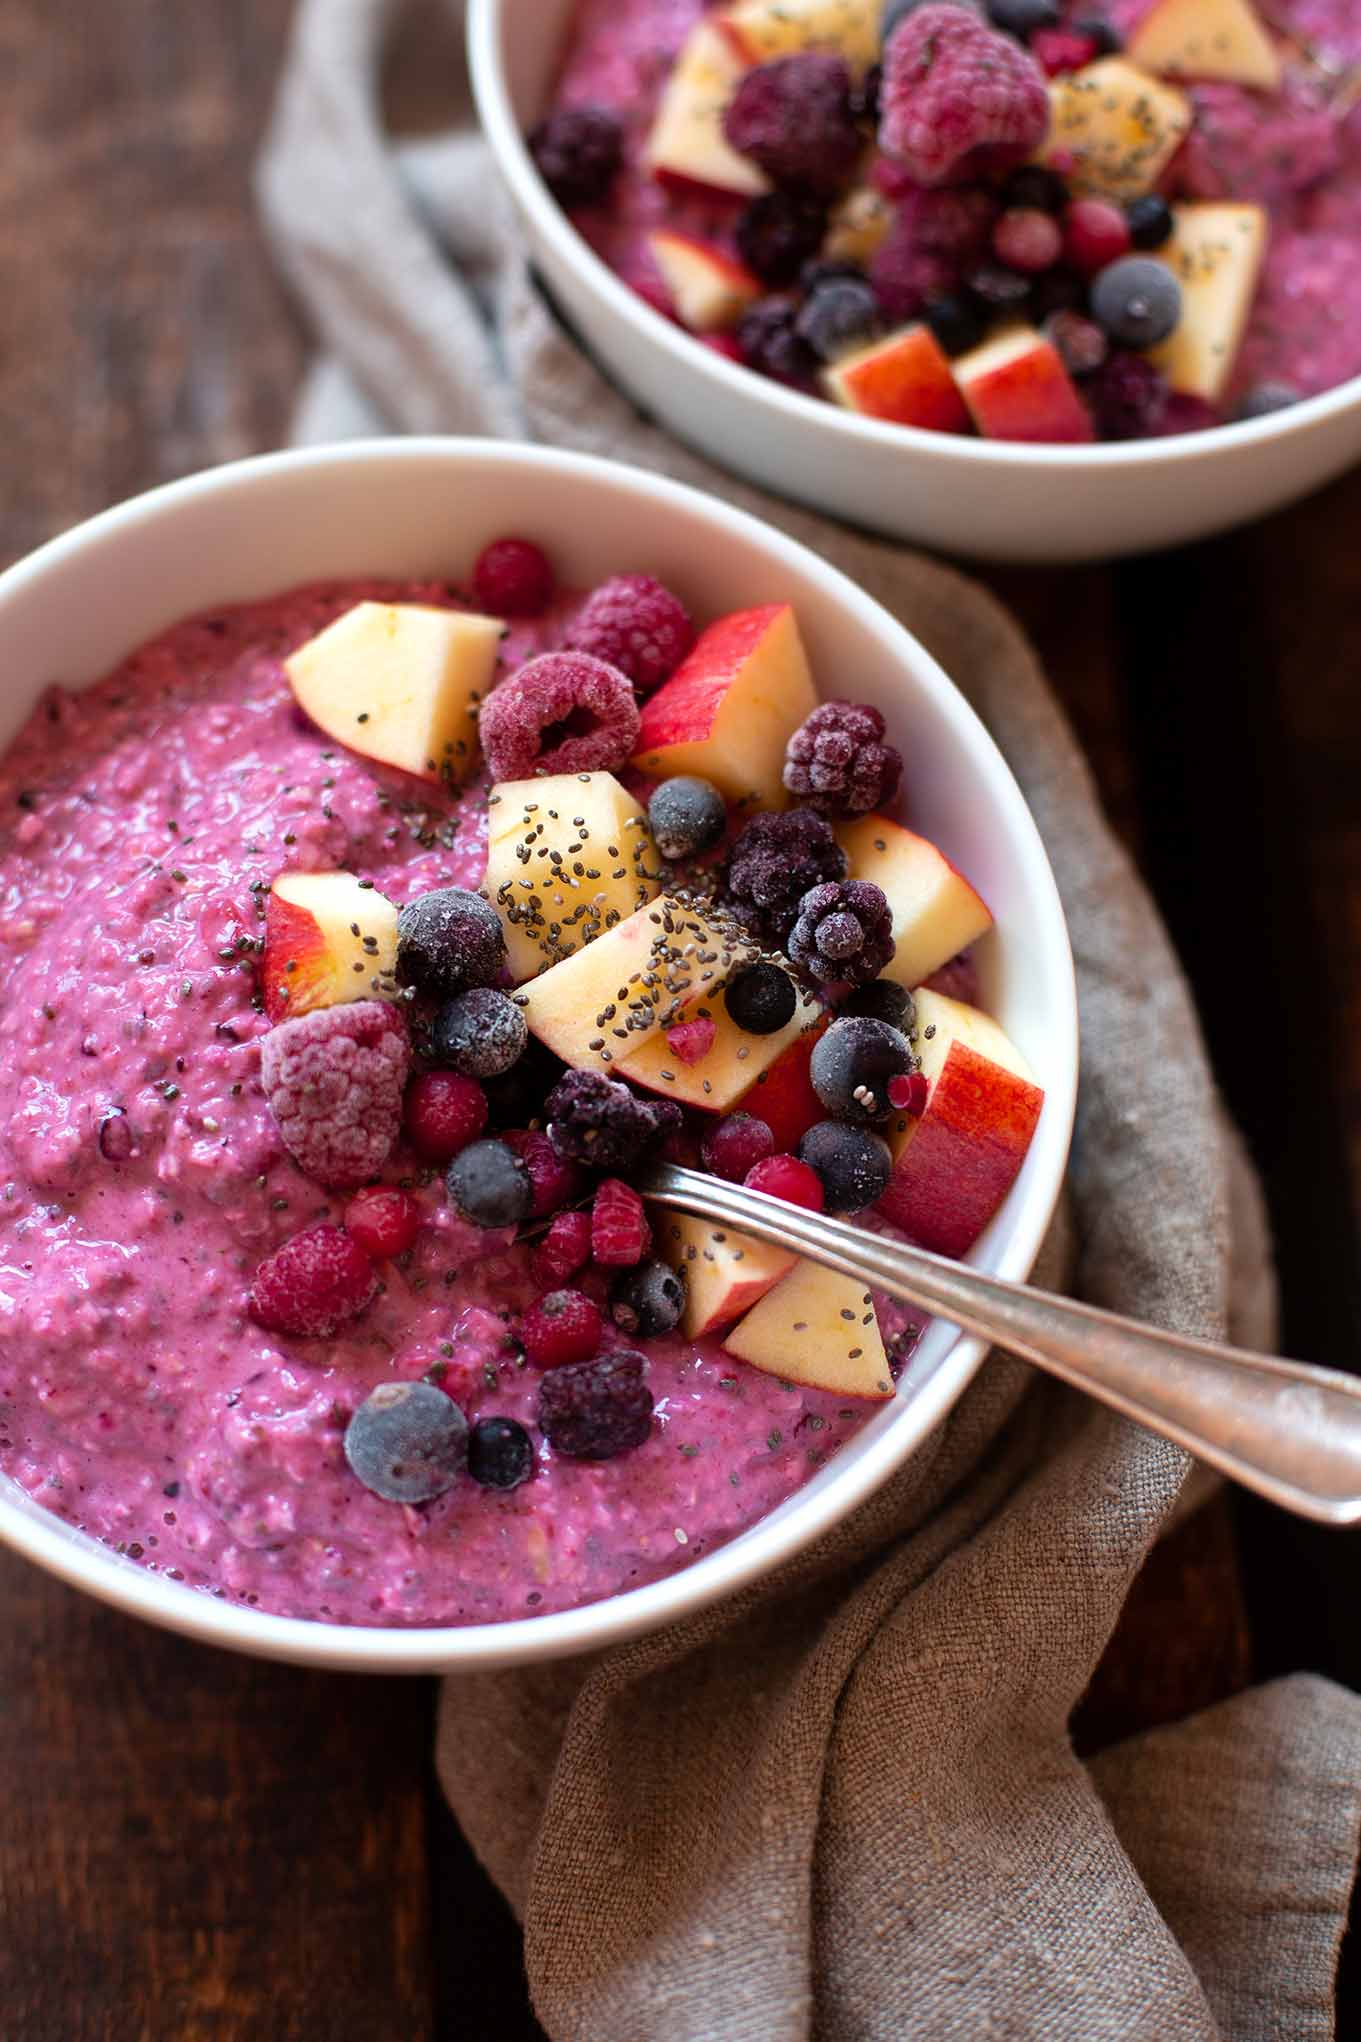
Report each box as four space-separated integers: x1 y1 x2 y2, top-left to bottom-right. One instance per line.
641 1163 1361 1526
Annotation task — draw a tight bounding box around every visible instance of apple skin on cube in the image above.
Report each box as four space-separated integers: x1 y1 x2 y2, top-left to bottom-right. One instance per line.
261 871 400 1024
643 22 769 203
1148 203 1268 403
723 1258 892 1399
648 231 762 333
284 601 502 785
622 984 821 1112
657 1211 796 1338
631 603 819 810
1041 59 1193 201
720 0 880 72
876 989 1044 1259
729 1019 829 1152
953 328 1095 445
482 772 660 983
823 324 972 434
837 814 993 990
1128 0 1281 90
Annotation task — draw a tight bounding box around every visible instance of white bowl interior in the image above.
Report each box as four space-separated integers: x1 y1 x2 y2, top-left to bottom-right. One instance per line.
0 440 1075 1669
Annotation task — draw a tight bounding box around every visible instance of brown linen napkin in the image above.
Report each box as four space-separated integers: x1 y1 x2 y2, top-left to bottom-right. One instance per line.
258 5 1361 2035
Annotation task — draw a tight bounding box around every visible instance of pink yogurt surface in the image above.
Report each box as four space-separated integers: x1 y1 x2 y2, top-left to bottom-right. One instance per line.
552 0 1361 421
0 578 911 1628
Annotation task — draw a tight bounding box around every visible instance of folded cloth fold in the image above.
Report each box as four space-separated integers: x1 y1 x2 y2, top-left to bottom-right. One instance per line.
257 5 1361 2034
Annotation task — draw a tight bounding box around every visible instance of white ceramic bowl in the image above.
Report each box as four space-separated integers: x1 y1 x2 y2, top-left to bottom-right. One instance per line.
0 439 1075 1670
469 0 1361 563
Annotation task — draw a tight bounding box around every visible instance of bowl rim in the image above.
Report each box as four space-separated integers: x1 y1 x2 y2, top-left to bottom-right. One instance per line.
467 0 1361 474
0 436 1077 1671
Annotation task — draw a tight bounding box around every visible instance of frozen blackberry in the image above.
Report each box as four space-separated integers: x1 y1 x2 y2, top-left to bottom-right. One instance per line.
344 1382 468 1504
648 776 727 863
843 979 915 1030
788 880 896 989
735 193 829 287
724 961 798 1036
723 807 847 947
735 298 818 387
1089 351 1168 440
782 699 903 817
798 1121 893 1215
809 1014 914 1123
445 1139 533 1229
609 1258 687 1338
467 1415 536 1491
431 987 528 1079
544 1069 682 1172
723 53 861 197
537 1351 655 1461
528 106 623 209
795 277 881 362
396 887 506 998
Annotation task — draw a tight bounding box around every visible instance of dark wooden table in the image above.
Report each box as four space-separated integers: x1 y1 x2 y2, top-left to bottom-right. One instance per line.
2 3 1357 2035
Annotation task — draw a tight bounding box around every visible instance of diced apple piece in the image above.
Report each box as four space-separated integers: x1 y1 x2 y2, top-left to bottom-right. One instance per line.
1128 0 1281 89
643 22 769 203
518 895 761 1074
721 0 879 72
648 231 762 332
730 1019 829 1152
1148 202 1268 404
632 603 818 811
953 327 1095 444
877 989 1044 1258
657 1211 796 1338
482 772 660 983
621 982 820 1112
285 601 502 786
824 184 894 267
1041 58 1193 200
837 814 993 991
723 1259 892 1399
823 324 972 434
261 871 400 1024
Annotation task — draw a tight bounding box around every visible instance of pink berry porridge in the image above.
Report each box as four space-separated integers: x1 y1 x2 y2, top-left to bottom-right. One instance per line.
531 0 1361 441
0 534 1042 1627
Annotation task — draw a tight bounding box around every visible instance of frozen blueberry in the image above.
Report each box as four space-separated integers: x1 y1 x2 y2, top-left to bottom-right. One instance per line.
1125 194 1174 251
842 979 915 1030
1071 12 1123 54
431 987 528 1079
1090 257 1182 348
725 961 798 1036
446 1139 533 1229
648 776 727 863
798 1121 893 1215
809 1015 913 1124
344 1382 468 1503
923 293 989 359
987 0 1060 38
1236 381 1302 420
966 261 1033 314
609 1258 687 1338
467 1415 536 1491
794 277 881 363
396 887 506 998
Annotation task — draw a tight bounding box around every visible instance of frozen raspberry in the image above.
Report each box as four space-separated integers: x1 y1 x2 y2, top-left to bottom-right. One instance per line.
403 1069 488 1163
735 299 817 387
735 192 829 287
880 178 998 256
501 1128 583 1218
1031 26 1097 74
518 1288 603 1368
261 1000 410 1189
782 700 903 818
528 106 623 208
722 53 861 197
869 230 956 324
545 1069 681 1172
537 1351 655 1461
788 880 896 989
992 207 1062 274
591 1177 652 1268
479 651 640 782
250 1224 377 1339
1063 198 1131 276
1089 351 1168 440
471 537 555 617
879 5 1049 187
744 1154 825 1212
666 1016 717 1067
702 1113 775 1183
723 807 847 948
564 575 694 697
532 1208 594 1288
344 1186 422 1261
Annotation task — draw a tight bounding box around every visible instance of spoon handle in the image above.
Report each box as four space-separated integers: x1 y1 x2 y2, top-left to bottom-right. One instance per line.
642 1164 1361 1526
